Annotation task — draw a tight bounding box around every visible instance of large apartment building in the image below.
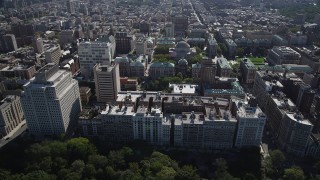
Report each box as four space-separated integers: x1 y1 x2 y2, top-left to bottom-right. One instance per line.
79 91 266 150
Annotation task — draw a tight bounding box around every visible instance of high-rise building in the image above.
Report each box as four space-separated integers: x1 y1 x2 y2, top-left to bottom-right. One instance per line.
0 95 24 138
45 45 61 64
93 63 120 103
78 35 116 79
0 34 18 53
32 37 44 54
115 32 135 54
67 0 76 14
200 57 217 86
21 63 82 136
296 83 315 114
164 23 174 37
172 15 188 37
59 30 74 47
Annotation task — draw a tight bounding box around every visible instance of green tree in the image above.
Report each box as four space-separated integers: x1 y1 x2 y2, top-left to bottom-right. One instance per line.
22 170 55 180
314 161 320 174
51 157 68 173
218 43 228 57
214 158 237 180
175 165 200 180
195 47 202 54
66 137 97 161
104 166 117 179
70 160 85 174
108 150 126 170
283 167 305 180
64 172 81 180
190 54 203 64
48 141 67 159
156 167 176 180
217 45 222 56
269 150 285 169
83 164 97 179
25 143 51 162
236 47 245 57
243 173 258 180
0 169 11 180
154 45 171 54
88 154 108 169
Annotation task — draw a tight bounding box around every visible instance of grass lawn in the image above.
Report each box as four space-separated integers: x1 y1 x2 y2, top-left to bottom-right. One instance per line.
236 56 265 66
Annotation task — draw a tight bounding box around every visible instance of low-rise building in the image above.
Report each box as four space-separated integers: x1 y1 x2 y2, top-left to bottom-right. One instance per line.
0 95 24 137
240 58 257 84
217 57 232 77
149 62 175 79
267 46 301 65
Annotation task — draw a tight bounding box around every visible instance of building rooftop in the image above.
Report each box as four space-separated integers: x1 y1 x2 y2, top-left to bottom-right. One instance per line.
101 105 134 116
217 57 231 69
169 84 198 94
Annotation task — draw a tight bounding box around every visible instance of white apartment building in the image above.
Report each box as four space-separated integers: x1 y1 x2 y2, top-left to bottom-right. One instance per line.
21 63 82 136
203 107 237 149
78 36 116 79
133 106 165 145
45 45 61 64
233 98 266 147
101 105 135 142
93 63 120 103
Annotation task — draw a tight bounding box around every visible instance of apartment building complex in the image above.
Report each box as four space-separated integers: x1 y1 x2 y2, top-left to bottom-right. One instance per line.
79 91 266 150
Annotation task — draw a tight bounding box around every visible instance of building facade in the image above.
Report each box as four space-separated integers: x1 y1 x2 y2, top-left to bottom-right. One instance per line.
93 63 120 103
0 95 24 137
78 36 116 79
21 63 82 136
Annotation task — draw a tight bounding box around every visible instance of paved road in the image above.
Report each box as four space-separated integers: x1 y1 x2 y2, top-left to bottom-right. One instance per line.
0 121 27 149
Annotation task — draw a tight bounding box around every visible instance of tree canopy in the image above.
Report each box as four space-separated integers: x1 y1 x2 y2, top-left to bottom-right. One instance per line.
0 137 200 180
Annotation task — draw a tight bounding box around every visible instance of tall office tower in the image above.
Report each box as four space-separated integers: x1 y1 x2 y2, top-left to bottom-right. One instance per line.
296 83 313 109
94 63 120 103
32 37 44 54
115 32 134 54
21 63 82 136
67 0 76 14
0 34 18 53
79 3 89 15
172 15 188 37
207 36 218 58
200 57 216 86
164 22 174 37
45 45 61 64
78 35 116 79
0 95 24 137
59 30 75 47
